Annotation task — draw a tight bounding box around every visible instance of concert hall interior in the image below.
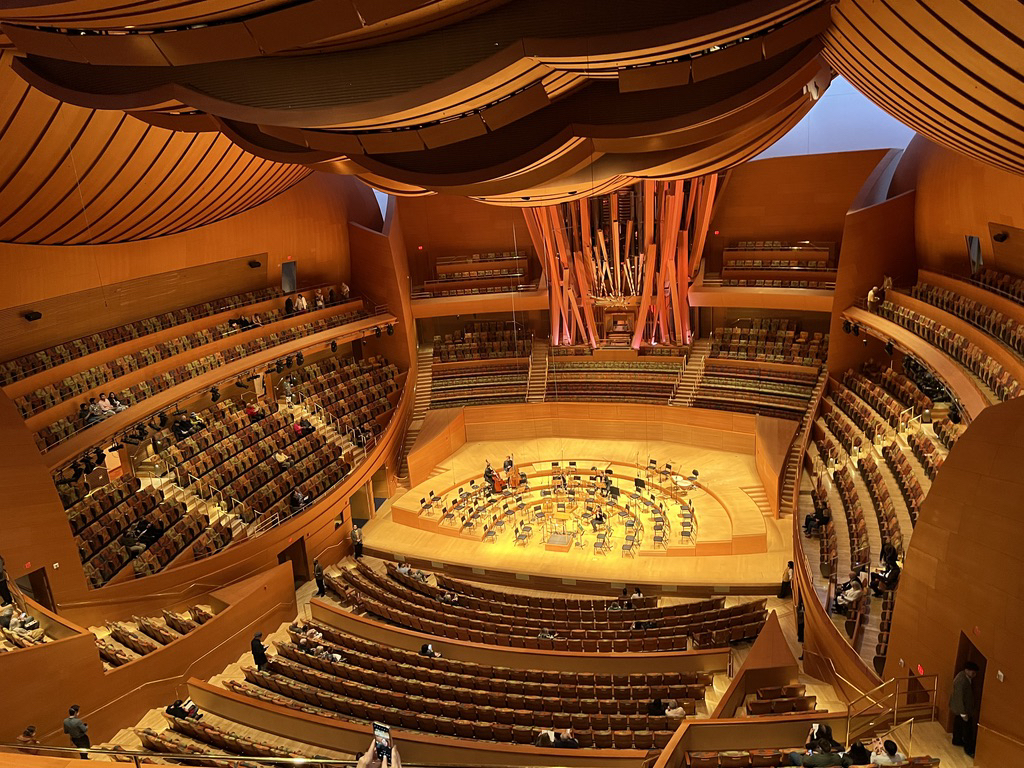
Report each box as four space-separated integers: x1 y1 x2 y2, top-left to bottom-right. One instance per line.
0 2 1021 767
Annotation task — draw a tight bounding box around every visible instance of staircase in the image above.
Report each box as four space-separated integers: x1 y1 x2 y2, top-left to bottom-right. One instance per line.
778 371 828 516
396 345 435 485
526 339 549 403
670 338 711 406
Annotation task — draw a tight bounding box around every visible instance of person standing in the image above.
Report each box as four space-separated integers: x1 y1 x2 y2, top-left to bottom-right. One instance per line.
63 705 90 759
251 631 269 671
0 554 12 606
950 661 979 757
351 525 363 559
779 561 794 599
313 559 326 597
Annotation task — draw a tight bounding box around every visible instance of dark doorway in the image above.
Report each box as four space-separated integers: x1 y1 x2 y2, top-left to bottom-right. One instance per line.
14 567 56 613
281 261 297 294
277 539 309 588
951 632 986 733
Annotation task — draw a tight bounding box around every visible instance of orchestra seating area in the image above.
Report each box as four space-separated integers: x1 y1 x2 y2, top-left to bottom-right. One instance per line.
415 251 536 298
328 560 768 651
876 300 1021 401
0 288 282 387
710 319 829 366
430 359 529 408
546 359 680 403
432 323 530 362
31 302 371 452
692 361 819 419
717 241 837 289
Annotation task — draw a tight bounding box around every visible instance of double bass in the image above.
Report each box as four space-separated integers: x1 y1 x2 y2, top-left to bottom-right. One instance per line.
493 473 507 493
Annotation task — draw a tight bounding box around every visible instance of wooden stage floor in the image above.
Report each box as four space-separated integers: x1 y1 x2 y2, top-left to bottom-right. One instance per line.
364 436 792 595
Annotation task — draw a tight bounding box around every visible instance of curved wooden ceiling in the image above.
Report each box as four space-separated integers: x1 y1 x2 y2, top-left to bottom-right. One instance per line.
3 0 836 205
822 0 1024 177
0 53 310 245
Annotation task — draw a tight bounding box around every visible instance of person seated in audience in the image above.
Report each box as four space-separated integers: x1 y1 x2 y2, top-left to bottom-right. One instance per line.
297 637 313 654
632 587 644 599
419 643 441 658
397 563 412 576
304 626 323 643
314 288 325 309
290 488 311 514
841 740 870 766
97 393 116 416
664 699 688 718
806 722 842 750
647 698 668 716
273 450 293 469
552 730 579 749
9 611 44 643
294 417 315 437
870 560 901 597
76 403 92 425
789 739 843 766
804 506 831 536
245 402 266 422
833 571 866 615
537 628 557 640
86 398 107 424
870 739 906 765
0 604 14 629
165 699 202 721
108 392 128 412
121 531 146 558
16 725 40 754
608 601 622 611
339 283 350 301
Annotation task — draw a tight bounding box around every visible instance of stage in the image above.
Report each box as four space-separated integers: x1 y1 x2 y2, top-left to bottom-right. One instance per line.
363 405 794 595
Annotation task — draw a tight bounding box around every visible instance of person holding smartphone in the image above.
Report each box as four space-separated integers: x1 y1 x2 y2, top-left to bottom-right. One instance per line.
357 724 401 768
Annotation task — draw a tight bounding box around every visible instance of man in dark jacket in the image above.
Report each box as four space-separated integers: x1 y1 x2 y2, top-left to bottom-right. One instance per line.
950 661 979 757
251 631 269 671
788 740 843 766
314 559 326 597
63 705 90 759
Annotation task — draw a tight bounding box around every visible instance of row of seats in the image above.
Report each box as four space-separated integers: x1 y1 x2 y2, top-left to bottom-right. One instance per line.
290 619 708 688
433 571 658 611
136 728 260 767
978 267 1024 305
97 605 215 667
34 308 370 451
331 570 767 652
65 474 141 530
881 443 923 527
429 360 528 409
15 309 285 417
127 510 211 579
288 355 399 434
546 360 679 404
723 258 832 271
857 455 905 556
809 474 839 575
76 485 162 558
874 366 933 414
832 385 891 443
165 715 321 761
0 287 283 386
172 406 292 481
352 562 765 640
878 301 1021 401
912 281 1024 358
822 402 865 457
906 430 944 480
434 337 531 362
933 416 965 449
832 465 872 567
711 324 828 366
720 278 835 289
435 250 529 266
693 364 816 419
842 371 903 428
234 669 675 749
686 750 938 767
190 520 233 561
418 282 538 298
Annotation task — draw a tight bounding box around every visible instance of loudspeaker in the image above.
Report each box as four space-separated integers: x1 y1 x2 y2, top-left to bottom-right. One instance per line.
23 310 42 322
248 259 262 268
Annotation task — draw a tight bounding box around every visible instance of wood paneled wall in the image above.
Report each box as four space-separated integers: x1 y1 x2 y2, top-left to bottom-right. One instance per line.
703 149 889 271
0 172 371 321
0 566 296 747
827 190 918 374
889 136 1024 278
883 397 1024 764
754 416 797 518
396 195 534 286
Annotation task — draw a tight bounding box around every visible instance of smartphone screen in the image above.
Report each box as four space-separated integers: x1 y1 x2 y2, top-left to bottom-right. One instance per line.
373 722 392 760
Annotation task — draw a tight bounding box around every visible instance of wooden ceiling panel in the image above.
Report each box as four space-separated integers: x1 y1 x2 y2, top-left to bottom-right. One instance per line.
0 54 310 244
823 0 1024 176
